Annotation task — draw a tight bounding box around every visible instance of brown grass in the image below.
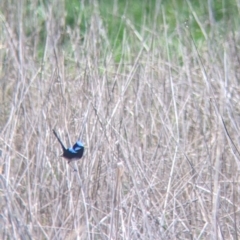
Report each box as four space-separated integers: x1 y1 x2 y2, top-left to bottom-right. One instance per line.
1 1 240 239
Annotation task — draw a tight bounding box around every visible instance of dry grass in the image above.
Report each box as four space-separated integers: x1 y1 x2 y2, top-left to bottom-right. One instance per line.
1 1 240 239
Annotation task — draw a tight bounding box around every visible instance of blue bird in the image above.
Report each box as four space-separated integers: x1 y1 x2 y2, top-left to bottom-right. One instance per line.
52 129 84 167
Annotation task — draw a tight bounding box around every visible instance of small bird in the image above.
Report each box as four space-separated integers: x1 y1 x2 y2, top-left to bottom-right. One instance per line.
52 129 84 170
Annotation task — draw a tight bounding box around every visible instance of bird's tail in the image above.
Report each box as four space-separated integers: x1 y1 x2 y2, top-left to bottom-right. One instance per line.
52 129 66 151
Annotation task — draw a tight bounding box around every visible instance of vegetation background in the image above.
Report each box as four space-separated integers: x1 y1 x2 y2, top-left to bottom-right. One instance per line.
0 0 240 239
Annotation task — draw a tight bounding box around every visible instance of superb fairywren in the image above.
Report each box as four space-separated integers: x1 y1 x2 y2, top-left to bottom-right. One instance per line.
53 129 84 169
